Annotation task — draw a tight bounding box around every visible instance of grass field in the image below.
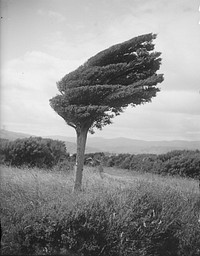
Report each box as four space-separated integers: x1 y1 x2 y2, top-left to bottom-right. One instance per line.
1 165 200 255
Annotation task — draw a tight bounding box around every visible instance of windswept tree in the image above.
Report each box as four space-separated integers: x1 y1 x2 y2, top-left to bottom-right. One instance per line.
50 33 164 191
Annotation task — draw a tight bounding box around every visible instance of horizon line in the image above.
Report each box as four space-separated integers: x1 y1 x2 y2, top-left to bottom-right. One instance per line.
0 128 199 142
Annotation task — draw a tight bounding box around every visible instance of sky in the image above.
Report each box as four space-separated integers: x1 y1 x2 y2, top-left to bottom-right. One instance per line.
1 0 200 141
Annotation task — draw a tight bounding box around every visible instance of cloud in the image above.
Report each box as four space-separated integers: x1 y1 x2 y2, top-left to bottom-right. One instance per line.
90 86 200 141
37 9 66 23
48 10 66 22
43 28 112 64
146 90 200 115
93 103 200 141
98 0 200 94
1 0 200 140
1 51 81 93
1 49 199 140
1 51 81 136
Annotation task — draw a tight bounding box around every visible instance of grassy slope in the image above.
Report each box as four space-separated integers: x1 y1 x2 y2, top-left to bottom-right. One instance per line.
105 167 199 194
1 165 200 255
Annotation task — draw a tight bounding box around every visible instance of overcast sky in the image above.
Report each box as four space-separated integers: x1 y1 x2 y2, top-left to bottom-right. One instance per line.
1 0 200 141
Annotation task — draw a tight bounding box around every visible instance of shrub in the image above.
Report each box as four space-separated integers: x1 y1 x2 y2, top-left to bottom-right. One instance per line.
103 150 200 179
84 152 106 166
1 137 69 168
0 138 9 164
158 150 200 179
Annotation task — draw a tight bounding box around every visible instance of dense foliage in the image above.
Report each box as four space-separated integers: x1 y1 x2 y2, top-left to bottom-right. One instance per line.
50 33 164 132
84 150 200 179
157 150 200 178
1 137 199 179
0 137 69 168
0 138 9 163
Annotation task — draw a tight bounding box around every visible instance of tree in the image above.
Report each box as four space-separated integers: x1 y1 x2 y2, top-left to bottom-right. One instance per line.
49 33 164 191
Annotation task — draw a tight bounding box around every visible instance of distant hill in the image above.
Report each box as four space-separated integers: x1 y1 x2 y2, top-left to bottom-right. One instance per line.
67 136 200 154
87 137 200 154
1 129 200 154
43 135 200 154
0 129 31 141
0 129 100 154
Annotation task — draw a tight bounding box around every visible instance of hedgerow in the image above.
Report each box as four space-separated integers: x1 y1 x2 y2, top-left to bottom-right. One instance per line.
86 150 200 179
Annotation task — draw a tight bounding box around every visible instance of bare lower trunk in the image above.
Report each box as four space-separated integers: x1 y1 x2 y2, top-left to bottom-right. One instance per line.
73 126 88 192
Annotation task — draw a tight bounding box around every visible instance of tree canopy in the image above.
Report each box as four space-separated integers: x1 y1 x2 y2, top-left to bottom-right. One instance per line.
50 33 164 133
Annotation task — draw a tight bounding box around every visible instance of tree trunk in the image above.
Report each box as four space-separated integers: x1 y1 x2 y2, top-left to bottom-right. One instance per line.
73 126 89 192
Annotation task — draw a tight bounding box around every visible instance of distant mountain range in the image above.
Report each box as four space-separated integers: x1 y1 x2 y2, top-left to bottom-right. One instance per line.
1 129 200 155
0 129 99 154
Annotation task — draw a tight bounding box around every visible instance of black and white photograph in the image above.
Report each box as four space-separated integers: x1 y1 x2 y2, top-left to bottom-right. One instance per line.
1 0 200 255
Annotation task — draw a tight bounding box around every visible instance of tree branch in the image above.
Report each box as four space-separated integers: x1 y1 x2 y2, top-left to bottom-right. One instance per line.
67 122 76 129
104 60 144 84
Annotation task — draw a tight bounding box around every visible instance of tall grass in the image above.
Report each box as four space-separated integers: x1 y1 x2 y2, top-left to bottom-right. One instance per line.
1 165 200 255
